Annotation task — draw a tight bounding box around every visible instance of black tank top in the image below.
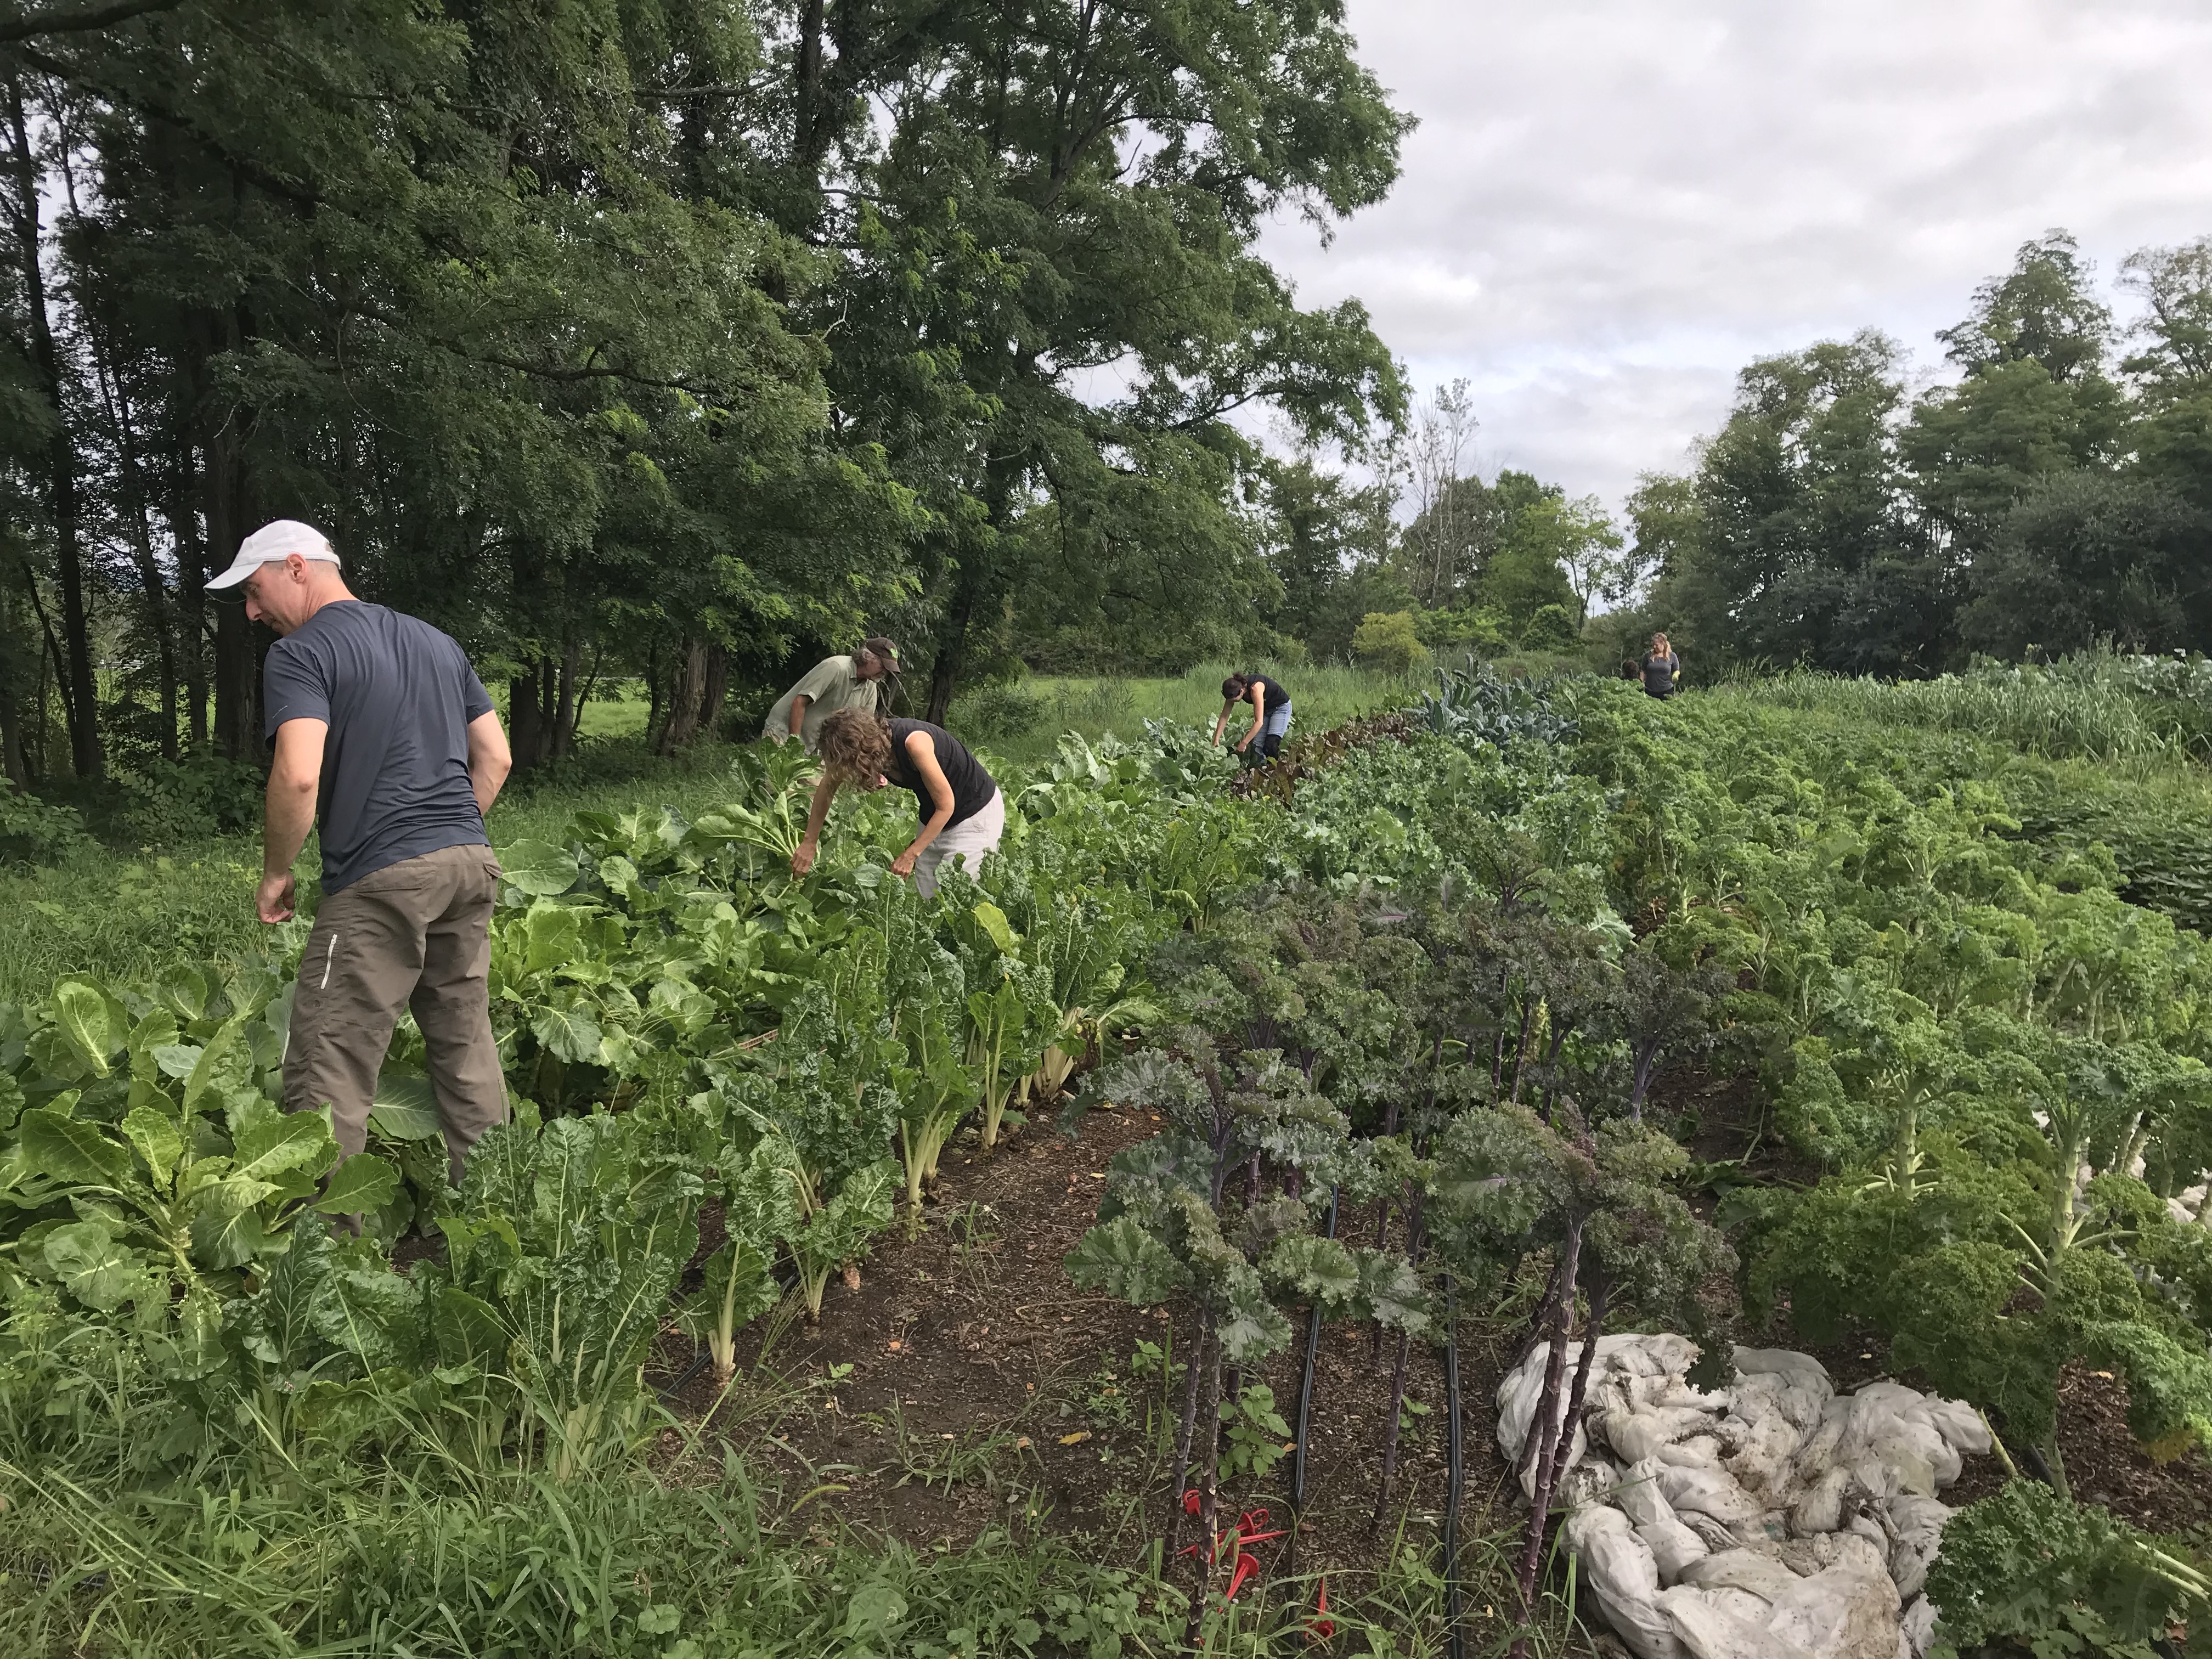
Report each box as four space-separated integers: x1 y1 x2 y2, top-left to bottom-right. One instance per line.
1242 674 1289 710
885 719 997 828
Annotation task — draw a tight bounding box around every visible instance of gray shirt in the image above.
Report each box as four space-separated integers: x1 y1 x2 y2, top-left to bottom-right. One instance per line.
262 601 494 891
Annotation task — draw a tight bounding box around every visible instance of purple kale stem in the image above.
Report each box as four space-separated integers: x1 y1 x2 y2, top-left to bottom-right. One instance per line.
1370 1326 1414 1528
1513 1214 1583 1639
1167 1309 1212 1556
1182 1321 1226 1651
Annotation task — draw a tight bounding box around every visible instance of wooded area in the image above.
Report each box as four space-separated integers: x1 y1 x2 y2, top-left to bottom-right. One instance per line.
1627 232 2212 677
5 4 2210 816
0 0 1407 792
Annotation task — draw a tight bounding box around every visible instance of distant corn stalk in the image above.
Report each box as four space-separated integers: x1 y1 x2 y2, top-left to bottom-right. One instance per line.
1717 649 2212 764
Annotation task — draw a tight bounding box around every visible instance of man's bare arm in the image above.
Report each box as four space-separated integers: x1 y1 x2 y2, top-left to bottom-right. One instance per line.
467 710 514 818
788 693 810 737
258 718 326 922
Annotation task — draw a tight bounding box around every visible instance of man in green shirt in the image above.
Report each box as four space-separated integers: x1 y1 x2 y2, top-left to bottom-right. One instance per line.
762 637 900 751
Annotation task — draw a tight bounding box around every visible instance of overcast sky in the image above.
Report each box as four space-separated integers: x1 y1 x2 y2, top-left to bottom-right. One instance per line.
1257 0 2212 518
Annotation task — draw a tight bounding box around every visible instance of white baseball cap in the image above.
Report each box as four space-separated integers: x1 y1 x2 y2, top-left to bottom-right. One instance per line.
206 519 342 589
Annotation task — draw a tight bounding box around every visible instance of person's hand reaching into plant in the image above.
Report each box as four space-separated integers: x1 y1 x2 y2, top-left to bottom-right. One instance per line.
790 839 817 878
257 870 297 923
890 847 919 878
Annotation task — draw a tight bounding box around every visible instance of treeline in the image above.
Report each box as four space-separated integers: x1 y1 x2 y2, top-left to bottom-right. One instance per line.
1254 381 1632 670
1627 231 2212 677
0 0 1407 795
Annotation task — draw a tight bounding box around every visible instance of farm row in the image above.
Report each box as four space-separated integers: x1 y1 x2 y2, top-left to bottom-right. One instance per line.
3 669 2210 1655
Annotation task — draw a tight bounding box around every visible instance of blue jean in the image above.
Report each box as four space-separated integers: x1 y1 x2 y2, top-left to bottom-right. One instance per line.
1244 700 1291 764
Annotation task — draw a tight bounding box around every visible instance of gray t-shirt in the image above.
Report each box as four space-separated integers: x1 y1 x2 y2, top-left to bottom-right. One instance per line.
262 601 495 891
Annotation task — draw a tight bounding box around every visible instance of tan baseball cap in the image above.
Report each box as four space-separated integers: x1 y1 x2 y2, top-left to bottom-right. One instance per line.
207 519 341 589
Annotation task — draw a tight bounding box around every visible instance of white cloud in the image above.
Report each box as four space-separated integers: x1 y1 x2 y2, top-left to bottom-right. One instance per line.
1262 0 2212 515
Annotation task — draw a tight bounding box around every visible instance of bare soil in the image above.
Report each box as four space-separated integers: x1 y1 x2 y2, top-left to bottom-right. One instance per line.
651 1098 1541 1639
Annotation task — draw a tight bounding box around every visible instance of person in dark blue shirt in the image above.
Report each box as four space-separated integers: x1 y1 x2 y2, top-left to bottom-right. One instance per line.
209 520 514 1191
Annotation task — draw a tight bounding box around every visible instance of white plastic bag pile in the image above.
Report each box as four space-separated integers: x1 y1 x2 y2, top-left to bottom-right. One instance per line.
1497 1334 1991 1659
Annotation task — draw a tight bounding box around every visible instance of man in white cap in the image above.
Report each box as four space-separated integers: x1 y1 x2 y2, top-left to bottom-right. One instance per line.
209 520 514 1191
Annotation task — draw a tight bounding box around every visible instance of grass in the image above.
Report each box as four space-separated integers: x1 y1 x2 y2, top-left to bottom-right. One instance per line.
0 1375 1561 1659
1713 655 2212 767
947 659 1421 765
0 663 1421 1003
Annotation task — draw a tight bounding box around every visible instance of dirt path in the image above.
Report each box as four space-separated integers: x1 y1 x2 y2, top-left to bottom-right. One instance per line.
655 1099 1540 1634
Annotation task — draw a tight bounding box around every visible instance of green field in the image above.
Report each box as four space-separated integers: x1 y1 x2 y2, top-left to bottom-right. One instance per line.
5 664 2211 1658
0 663 1419 1004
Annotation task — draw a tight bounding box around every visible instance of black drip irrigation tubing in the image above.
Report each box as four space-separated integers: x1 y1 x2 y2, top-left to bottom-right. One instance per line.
1442 1305 1465 1659
1289 1186 1339 1517
658 1346 712 1402
656 1265 800 1403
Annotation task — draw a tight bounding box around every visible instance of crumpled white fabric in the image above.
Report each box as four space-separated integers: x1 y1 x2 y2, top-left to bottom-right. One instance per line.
1567 1504 1686 1659
1658 1584 1816 1659
1516 1335 1988 1659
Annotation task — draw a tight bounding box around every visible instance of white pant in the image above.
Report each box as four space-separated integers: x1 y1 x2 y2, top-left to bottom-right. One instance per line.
913 788 1005 897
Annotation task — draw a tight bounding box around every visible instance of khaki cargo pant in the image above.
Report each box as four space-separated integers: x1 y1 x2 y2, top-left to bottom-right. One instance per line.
285 843 507 1187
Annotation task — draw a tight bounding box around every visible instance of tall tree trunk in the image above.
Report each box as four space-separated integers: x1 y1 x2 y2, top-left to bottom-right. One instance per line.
0 597 28 787
94 345 179 759
193 300 260 763
172 447 208 751
510 662 548 773
656 639 709 753
551 634 581 760
7 75 100 780
793 0 826 161
697 643 730 743
927 454 1021 723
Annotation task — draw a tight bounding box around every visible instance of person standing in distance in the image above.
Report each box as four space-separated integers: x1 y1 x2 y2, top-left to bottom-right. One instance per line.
1641 632 1683 699
761 636 900 752
1213 671 1293 765
211 520 514 1190
789 710 1002 898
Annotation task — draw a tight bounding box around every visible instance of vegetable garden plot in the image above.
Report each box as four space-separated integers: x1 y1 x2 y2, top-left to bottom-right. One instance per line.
4 675 2212 1657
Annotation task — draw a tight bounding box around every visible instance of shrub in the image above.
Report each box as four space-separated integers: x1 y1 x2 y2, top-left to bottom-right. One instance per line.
1351 611 1429 673
116 755 265 845
951 679 1049 742
0 778 90 867
1517 602 1582 653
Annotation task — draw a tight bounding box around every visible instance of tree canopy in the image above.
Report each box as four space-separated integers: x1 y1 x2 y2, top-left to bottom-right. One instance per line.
0 0 1410 791
1637 230 2212 675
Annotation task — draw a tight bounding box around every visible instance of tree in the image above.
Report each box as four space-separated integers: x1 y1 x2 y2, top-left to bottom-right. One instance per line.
1477 487 1582 641
1350 609 1425 672
1400 377 1476 608
1527 493 1624 627
2123 238 2212 528
1673 331 1949 675
1258 453 1397 663
1906 233 2125 563
796 1 1412 717
1959 472 2208 658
